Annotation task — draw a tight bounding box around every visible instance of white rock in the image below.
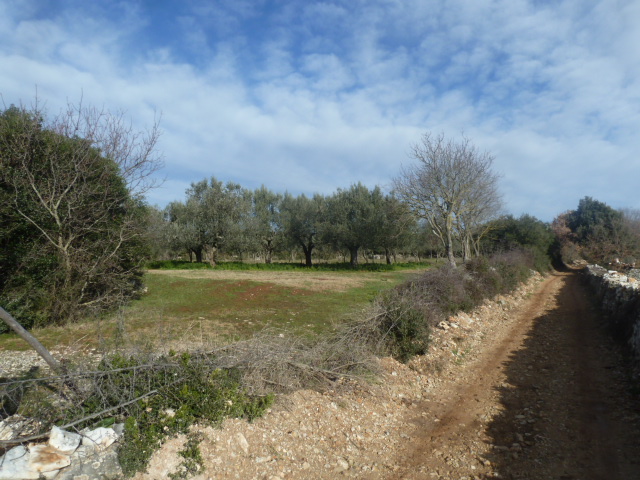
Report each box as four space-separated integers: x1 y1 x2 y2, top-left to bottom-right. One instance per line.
236 433 250 454
0 446 31 480
0 443 71 480
336 457 350 471
28 444 71 472
0 420 15 442
82 427 119 451
0 415 40 441
49 426 81 454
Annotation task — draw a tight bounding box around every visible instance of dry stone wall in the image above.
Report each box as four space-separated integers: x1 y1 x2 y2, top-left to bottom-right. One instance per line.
585 265 640 363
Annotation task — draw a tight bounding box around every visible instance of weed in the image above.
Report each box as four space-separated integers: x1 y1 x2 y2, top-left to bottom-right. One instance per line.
168 432 205 479
74 352 274 477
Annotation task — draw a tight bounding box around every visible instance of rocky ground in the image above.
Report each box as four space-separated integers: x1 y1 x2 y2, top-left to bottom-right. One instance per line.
134 269 640 480
4 269 640 480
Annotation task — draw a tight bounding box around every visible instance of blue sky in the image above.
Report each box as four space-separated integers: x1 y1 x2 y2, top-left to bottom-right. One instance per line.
1 0 639 221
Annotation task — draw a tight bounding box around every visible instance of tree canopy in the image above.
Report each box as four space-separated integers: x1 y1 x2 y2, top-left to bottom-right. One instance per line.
394 132 502 267
0 101 161 330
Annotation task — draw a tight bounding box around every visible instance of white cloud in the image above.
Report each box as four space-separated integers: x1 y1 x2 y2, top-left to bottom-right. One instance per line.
1 0 639 222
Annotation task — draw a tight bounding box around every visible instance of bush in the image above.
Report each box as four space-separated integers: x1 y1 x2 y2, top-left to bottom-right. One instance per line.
370 249 538 363
369 289 431 362
1 351 273 477
84 352 274 476
0 103 157 328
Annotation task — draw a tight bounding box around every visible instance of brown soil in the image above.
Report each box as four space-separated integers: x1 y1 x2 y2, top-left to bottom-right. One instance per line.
148 269 384 292
136 270 640 480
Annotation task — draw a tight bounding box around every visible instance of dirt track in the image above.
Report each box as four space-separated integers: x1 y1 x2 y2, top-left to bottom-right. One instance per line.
394 270 640 479
138 270 640 479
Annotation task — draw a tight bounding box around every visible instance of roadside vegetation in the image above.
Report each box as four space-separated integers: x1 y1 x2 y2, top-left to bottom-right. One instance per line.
5 99 638 478
552 196 640 266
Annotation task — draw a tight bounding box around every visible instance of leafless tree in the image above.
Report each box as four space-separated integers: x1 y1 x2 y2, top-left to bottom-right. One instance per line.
394 132 502 267
1 98 162 324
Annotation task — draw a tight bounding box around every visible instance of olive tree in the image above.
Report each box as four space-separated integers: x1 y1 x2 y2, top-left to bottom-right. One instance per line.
161 180 250 265
394 133 501 268
375 194 415 264
249 186 283 264
324 184 384 267
280 193 326 266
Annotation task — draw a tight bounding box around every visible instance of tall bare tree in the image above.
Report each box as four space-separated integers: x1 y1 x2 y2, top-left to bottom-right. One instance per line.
394 132 501 267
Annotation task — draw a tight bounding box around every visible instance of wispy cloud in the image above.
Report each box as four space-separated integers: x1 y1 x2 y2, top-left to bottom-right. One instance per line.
1 0 639 220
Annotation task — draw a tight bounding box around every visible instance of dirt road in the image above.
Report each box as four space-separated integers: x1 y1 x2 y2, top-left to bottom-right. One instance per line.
139 270 640 479
394 270 640 480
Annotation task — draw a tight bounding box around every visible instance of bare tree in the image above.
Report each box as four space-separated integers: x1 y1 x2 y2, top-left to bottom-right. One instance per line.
394 132 501 267
1 99 162 325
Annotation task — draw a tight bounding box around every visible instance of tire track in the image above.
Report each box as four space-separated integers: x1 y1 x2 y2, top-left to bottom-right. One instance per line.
393 271 640 480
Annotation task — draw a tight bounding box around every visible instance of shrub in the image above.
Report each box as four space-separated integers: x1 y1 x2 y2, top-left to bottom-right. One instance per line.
84 352 274 476
2 351 273 477
368 289 431 362
371 249 538 363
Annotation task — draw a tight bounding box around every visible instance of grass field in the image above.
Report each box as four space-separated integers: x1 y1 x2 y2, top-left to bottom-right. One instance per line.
0 264 431 352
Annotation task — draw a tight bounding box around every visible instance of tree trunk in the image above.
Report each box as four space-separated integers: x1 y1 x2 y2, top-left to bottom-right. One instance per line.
302 245 313 266
194 247 203 263
0 307 62 374
462 234 471 263
265 241 273 264
208 245 218 267
349 247 359 267
385 248 392 265
446 228 456 268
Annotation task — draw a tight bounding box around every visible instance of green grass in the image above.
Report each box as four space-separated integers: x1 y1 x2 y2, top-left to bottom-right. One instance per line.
0 265 430 351
121 271 414 341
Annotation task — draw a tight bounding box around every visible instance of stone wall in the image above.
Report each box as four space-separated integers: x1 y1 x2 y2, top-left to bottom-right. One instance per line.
585 265 640 363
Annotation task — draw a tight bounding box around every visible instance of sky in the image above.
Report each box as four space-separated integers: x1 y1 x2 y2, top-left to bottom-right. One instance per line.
1 0 639 222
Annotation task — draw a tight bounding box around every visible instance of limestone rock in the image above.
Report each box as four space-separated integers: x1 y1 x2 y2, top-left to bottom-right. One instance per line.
28 444 71 472
236 432 250 454
81 427 119 451
0 445 31 480
0 444 70 480
0 415 41 441
57 446 123 480
0 424 123 480
49 426 81 455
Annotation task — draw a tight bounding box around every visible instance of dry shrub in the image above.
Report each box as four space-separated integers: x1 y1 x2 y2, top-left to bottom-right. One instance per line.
356 289 431 362
211 327 379 395
367 249 538 363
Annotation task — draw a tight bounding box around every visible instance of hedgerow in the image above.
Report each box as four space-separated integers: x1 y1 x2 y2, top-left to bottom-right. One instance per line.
368 249 537 362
